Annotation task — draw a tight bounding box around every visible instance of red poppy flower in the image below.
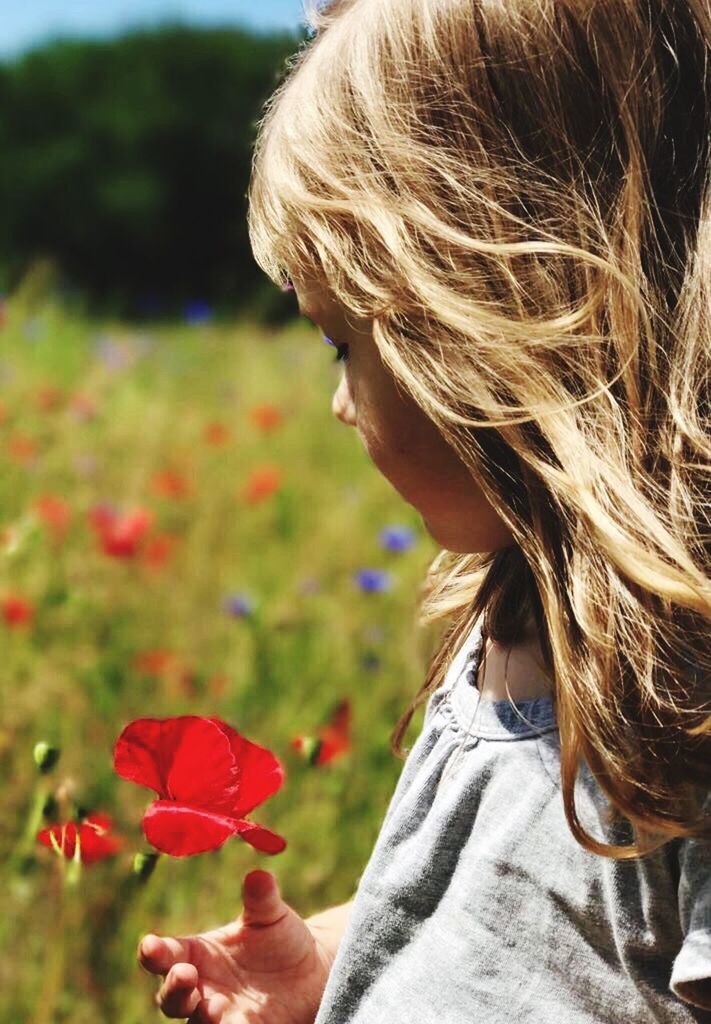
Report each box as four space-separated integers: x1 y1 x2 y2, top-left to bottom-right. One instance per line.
133 649 178 677
207 672 229 698
34 494 72 540
291 700 352 766
133 650 195 695
37 813 123 865
2 594 34 628
242 465 283 504
140 531 178 569
114 716 287 857
88 503 116 532
7 434 37 464
91 507 153 558
203 421 230 446
248 404 284 433
151 470 193 500
36 386 64 413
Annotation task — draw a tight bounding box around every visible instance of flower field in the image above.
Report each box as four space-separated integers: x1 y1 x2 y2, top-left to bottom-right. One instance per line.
0 287 438 1022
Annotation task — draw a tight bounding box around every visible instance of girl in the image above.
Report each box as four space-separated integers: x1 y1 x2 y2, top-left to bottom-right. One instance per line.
137 0 711 1020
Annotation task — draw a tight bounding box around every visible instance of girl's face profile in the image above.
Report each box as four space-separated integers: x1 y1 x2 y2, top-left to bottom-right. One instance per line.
292 275 514 554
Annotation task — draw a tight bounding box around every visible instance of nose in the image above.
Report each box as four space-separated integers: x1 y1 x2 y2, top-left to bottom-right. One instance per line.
331 370 357 427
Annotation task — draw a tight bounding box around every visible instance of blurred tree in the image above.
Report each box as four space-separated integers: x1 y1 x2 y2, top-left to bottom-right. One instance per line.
0 25 308 319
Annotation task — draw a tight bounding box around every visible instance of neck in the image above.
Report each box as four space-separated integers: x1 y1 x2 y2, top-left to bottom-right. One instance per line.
476 631 553 702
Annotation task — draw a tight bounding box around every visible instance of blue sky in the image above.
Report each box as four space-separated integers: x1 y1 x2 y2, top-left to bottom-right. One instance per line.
0 0 308 58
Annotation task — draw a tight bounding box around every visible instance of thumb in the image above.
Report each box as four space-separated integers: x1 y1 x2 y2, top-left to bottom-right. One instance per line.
241 869 287 927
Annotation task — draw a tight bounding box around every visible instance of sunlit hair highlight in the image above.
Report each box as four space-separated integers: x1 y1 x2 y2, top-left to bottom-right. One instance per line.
248 0 711 856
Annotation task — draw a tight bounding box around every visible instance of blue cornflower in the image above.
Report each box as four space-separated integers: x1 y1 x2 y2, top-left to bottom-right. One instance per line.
360 651 381 673
379 525 416 553
353 569 392 594
184 300 214 326
223 592 255 618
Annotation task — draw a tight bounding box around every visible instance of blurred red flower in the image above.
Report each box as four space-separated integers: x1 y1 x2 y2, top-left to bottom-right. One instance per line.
34 494 72 541
114 716 286 857
151 470 193 500
0 527 16 550
35 386 64 413
1 594 34 628
207 672 229 698
133 649 197 695
203 421 230 446
242 465 282 504
69 392 98 421
291 700 352 767
133 649 178 676
88 503 116 533
7 434 37 464
248 404 284 433
37 812 123 865
90 506 153 558
140 531 178 569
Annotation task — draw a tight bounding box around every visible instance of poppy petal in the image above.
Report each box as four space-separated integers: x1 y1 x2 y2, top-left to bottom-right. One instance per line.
79 821 123 864
233 819 288 854
208 720 285 817
142 801 240 856
114 717 204 797
84 812 114 832
38 822 78 858
166 718 239 809
37 819 122 865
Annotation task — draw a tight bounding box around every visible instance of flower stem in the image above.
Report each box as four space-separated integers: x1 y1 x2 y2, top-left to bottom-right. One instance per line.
10 780 48 872
30 862 66 1024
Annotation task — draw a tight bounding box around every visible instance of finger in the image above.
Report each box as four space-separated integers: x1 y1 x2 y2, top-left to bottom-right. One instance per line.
241 869 285 927
188 993 231 1024
157 962 201 1018
138 933 195 975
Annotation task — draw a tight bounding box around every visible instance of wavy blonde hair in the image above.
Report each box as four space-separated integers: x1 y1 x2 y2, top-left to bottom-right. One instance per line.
247 0 711 856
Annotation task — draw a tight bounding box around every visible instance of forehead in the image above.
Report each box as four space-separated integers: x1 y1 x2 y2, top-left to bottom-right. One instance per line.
292 276 374 340
292 276 335 318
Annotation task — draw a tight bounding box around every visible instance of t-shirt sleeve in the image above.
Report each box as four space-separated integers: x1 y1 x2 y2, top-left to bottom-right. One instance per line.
670 800 711 1009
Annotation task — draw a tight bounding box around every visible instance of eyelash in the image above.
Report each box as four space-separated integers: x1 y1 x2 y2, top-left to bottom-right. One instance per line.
333 344 349 364
323 334 349 364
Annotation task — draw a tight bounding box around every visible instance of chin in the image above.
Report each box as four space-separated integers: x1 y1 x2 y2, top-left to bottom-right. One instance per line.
421 515 510 554
421 516 465 551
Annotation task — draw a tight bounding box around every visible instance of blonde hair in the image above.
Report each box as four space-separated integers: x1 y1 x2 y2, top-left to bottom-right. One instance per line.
247 0 711 857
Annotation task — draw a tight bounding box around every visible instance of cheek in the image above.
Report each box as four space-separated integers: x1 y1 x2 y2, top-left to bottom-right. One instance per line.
358 413 430 496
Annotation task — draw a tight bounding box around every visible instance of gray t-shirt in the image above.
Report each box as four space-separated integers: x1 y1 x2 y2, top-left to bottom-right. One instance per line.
315 617 711 1023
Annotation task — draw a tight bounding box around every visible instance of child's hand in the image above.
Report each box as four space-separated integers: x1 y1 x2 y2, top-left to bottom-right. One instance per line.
138 869 334 1024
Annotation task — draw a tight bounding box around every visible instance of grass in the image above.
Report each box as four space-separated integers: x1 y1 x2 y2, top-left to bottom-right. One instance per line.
0 288 442 1022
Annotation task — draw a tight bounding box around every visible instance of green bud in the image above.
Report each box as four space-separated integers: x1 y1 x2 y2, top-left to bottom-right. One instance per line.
133 852 160 881
33 742 60 774
307 737 324 767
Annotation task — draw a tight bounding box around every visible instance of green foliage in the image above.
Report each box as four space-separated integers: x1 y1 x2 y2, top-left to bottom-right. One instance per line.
0 296 438 1021
0 26 308 317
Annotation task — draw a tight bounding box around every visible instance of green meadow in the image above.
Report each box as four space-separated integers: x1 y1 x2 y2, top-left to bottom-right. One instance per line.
1 283 438 1022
